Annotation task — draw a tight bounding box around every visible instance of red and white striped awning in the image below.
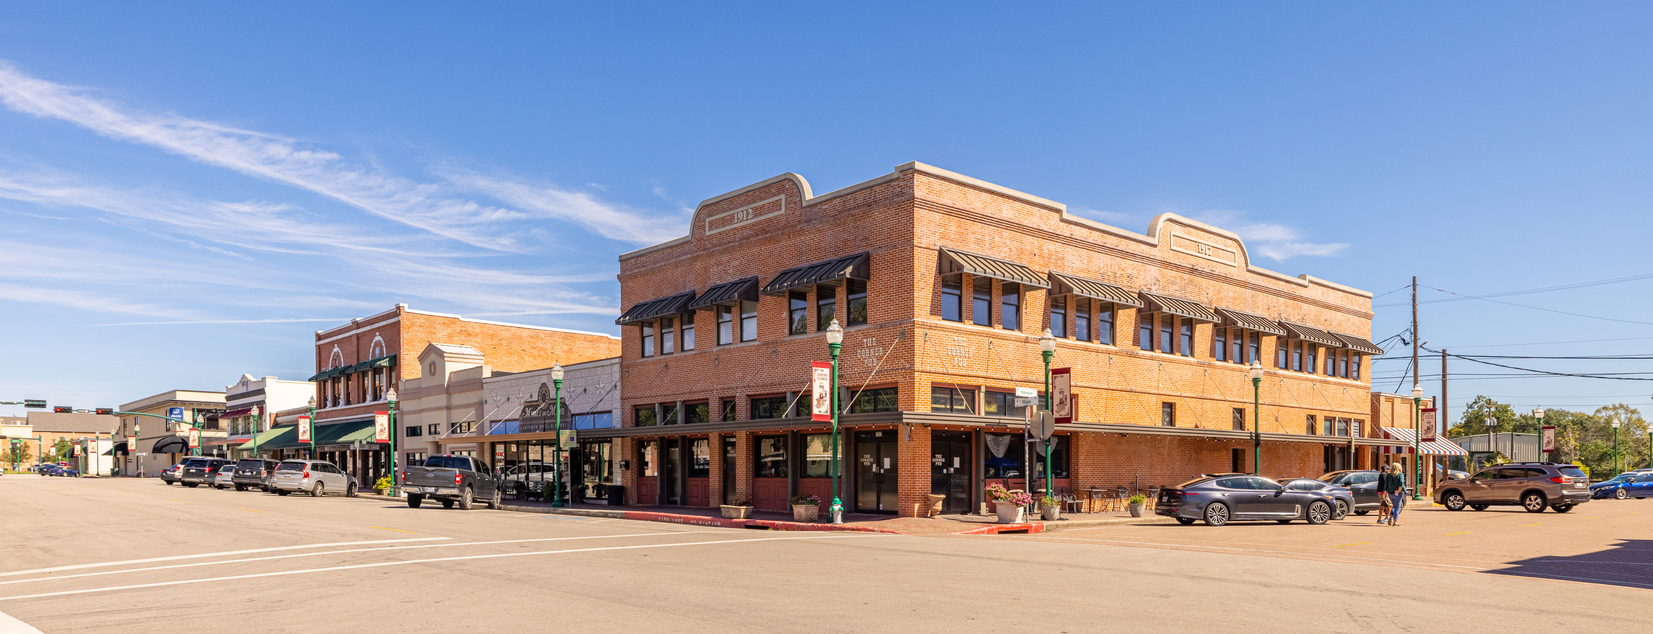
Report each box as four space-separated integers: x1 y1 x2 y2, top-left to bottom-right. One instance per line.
1380 427 1468 456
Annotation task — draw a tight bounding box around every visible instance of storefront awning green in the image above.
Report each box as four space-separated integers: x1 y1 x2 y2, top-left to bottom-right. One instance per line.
314 420 378 447
309 354 397 381
238 425 295 451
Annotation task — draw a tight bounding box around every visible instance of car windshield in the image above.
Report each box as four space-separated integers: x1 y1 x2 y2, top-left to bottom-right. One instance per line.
276 461 306 472
1314 472 1345 483
1558 467 1587 478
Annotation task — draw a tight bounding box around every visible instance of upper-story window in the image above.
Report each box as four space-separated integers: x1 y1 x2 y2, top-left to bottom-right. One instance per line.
1214 327 1227 361
1074 298 1091 342
1248 332 1260 365
1000 283 1021 331
1159 315 1174 354
1326 349 1337 376
641 322 655 358
817 287 836 331
739 301 758 342
1292 342 1303 372
1277 339 1289 369
1138 313 1153 352
681 313 695 351
661 317 675 354
971 277 992 326
788 291 809 335
1097 304 1114 345
1049 295 1067 338
717 306 733 345
1306 344 1317 374
941 277 962 322
846 279 868 326
1352 354 1363 380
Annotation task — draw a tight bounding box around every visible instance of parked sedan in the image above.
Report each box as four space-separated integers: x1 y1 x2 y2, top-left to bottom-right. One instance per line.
1590 473 1653 500
231 458 280 492
1316 470 1383 516
160 463 183 485
269 460 358 497
1281 478 1355 520
211 464 236 489
1156 474 1339 526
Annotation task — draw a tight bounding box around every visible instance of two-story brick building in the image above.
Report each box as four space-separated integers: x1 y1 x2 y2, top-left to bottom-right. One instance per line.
598 161 1408 517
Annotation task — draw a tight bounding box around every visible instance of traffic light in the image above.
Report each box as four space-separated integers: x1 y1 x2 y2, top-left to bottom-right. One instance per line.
23 400 46 409
95 408 114 415
52 406 72 413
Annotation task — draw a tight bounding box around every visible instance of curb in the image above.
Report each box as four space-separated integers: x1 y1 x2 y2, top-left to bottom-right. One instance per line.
359 493 904 534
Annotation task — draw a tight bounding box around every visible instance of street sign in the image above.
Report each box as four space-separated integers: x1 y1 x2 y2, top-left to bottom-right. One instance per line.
1014 396 1036 408
810 361 832 422
186 428 200 449
23 400 45 409
1541 425 1557 452
1015 387 1037 398
297 415 312 443
1421 407 1437 442
167 407 184 420
373 411 390 443
558 429 577 450
1051 368 1072 424
1032 410 1055 440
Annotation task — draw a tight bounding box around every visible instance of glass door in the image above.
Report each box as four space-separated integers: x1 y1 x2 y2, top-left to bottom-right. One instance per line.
930 431 972 514
855 430 898 514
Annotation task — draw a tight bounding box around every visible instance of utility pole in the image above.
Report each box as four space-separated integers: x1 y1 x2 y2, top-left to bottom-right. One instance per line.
1441 349 1449 470
1411 276 1421 495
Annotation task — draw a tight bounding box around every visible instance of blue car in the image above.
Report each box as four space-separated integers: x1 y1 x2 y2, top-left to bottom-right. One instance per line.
1590 473 1653 500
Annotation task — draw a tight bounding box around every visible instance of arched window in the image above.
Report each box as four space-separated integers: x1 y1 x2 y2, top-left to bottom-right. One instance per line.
370 335 386 359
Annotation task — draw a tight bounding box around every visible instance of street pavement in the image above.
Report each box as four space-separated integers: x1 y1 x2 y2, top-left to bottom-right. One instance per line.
2 475 1648 633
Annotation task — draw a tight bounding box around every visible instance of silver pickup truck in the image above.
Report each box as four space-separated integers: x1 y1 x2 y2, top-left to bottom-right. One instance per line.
401 454 502 510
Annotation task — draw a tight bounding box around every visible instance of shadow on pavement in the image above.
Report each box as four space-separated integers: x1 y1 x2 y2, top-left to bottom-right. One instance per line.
1489 539 1653 590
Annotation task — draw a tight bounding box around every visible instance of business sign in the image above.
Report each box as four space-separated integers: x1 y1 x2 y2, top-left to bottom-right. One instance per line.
167 407 184 421
373 411 390 443
1420 407 1437 442
810 361 832 422
186 428 200 449
297 415 312 443
1542 425 1557 453
1051 368 1072 425
558 429 578 450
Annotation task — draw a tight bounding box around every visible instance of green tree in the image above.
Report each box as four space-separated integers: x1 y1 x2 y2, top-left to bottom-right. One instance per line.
1450 397 1647 477
52 438 70 462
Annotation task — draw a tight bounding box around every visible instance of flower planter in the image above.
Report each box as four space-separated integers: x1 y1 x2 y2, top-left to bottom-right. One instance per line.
791 504 819 522
993 501 1025 524
1128 502 1144 518
1041 505 1062 521
721 505 754 520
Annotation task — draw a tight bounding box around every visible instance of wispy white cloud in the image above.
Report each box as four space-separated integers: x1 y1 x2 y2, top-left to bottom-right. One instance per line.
445 169 687 244
92 318 350 327
1186 209 1349 262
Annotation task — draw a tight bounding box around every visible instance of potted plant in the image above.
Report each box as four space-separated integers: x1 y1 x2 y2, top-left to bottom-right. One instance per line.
373 475 393 495
1127 494 1146 517
789 494 821 522
986 483 1032 523
1039 495 1062 521
721 500 754 519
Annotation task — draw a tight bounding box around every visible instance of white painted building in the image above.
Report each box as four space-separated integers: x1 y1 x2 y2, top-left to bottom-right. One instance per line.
220 374 316 458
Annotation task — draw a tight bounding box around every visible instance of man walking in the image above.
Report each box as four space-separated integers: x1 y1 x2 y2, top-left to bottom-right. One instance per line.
1376 463 1406 526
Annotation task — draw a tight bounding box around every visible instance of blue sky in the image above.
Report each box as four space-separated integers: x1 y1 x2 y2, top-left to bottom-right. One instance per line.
3 3 1652 420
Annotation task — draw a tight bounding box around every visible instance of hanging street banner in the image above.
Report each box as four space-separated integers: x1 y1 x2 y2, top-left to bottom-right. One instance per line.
811 361 832 422
1051 368 1073 425
1542 425 1557 452
373 411 391 443
187 428 200 449
127 435 137 452
297 415 312 443
1421 407 1437 442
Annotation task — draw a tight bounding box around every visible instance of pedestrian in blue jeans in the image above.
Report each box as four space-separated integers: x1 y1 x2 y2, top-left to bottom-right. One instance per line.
1376 463 1406 526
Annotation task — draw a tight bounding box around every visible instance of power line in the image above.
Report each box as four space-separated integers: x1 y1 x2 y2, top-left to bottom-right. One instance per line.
1424 346 1653 382
1421 335 1653 350
1408 284 1653 326
1376 353 1653 361
1372 272 1653 308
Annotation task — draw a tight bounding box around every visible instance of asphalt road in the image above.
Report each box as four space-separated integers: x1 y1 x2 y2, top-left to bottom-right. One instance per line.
2 475 1648 633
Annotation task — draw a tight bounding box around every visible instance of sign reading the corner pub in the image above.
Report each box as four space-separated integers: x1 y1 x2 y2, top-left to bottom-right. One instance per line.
705 196 785 235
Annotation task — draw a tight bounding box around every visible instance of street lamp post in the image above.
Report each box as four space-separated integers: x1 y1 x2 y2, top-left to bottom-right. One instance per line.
1248 362 1263 474
249 405 261 459
306 396 317 461
1484 415 1495 469
825 319 844 525
549 364 565 508
386 388 399 497
1411 384 1424 501
1533 408 1545 461
1039 329 1056 501
1612 417 1622 476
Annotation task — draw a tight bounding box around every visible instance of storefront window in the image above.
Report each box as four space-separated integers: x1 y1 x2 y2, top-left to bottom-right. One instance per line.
755 436 788 478
639 440 657 477
579 440 612 485
689 438 710 477
803 434 832 477
846 279 868 326
848 387 898 413
685 402 709 425
750 396 787 420
660 403 679 426
930 386 975 414
985 432 1024 479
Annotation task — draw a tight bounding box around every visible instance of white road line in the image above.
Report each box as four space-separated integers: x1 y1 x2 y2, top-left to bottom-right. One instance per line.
0 534 885 602
0 532 691 587
0 609 41 634
0 538 449 578
1017 536 1488 570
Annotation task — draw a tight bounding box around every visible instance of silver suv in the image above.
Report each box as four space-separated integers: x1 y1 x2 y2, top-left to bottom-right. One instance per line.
270 460 358 498
1436 462 1590 513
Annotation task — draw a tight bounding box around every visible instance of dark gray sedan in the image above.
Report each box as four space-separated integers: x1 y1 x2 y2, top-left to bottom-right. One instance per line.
1155 475 1338 526
1280 478 1355 520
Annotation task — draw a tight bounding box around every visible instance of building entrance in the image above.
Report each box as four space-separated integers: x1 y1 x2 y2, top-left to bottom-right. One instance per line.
722 436 736 505
663 438 682 505
855 430 898 514
930 431 972 514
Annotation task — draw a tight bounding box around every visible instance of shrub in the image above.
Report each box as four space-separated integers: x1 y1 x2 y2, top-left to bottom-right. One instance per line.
373 476 393 491
789 494 821 506
1127 494 1146 505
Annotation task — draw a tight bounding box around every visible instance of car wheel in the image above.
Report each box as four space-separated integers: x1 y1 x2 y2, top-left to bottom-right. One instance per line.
310 482 325 498
276 490 289 496
1353 509 1370 516
458 486 474 510
1334 500 1349 520
407 494 423 509
487 490 501 510
1470 504 1487 511
1443 492 1466 511
1276 519 1292 524
184 482 198 488
1552 503 1574 513
441 499 455 509
1522 492 1547 513
1203 502 1229 526
1616 489 1629 500
234 484 245 492
346 483 357 498
1176 517 1196 525
165 480 174 485
1306 500 1332 525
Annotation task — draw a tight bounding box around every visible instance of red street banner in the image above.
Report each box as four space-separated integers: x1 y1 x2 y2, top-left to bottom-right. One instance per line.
1051 368 1072 425
187 428 201 449
127 435 136 452
1542 425 1557 452
811 361 832 422
374 411 390 443
1420 407 1438 442
297 415 312 443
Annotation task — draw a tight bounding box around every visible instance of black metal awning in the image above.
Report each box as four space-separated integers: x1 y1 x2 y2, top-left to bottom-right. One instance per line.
1279 321 1343 347
152 436 189 454
1215 307 1286 336
1331 331 1386 355
687 277 760 310
1046 272 1141 307
761 252 870 296
1138 292 1220 322
937 247 1048 288
615 290 697 325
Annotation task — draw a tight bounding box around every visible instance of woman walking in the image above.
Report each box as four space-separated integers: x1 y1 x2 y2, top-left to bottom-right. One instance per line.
1376 463 1406 526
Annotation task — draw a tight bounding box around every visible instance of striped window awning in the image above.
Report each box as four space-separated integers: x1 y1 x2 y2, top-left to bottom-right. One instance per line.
615 290 696 326
762 252 870 296
687 277 760 310
1047 272 1141 307
1380 427 1469 456
1331 331 1386 355
1279 321 1343 347
1215 307 1286 336
937 247 1048 288
1138 292 1219 323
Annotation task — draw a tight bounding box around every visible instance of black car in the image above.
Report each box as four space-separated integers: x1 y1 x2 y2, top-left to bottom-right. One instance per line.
1317 470 1384 515
179 457 234 487
1156 474 1339 526
231 458 281 492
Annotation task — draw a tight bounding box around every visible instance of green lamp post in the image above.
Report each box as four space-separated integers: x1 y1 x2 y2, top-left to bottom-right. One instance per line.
549 363 565 508
1039 329 1056 499
306 395 317 460
249 405 261 460
387 387 399 497
826 319 844 525
1249 361 1264 474
1612 417 1622 476
1411 384 1424 501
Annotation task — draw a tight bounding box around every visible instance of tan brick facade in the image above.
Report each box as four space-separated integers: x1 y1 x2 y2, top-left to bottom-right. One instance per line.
606 162 1401 517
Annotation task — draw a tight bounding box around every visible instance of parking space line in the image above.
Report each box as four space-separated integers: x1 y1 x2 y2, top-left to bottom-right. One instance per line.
1333 542 1369 548
369 526 417 534
1444 531 1469 536
0 537 448 578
